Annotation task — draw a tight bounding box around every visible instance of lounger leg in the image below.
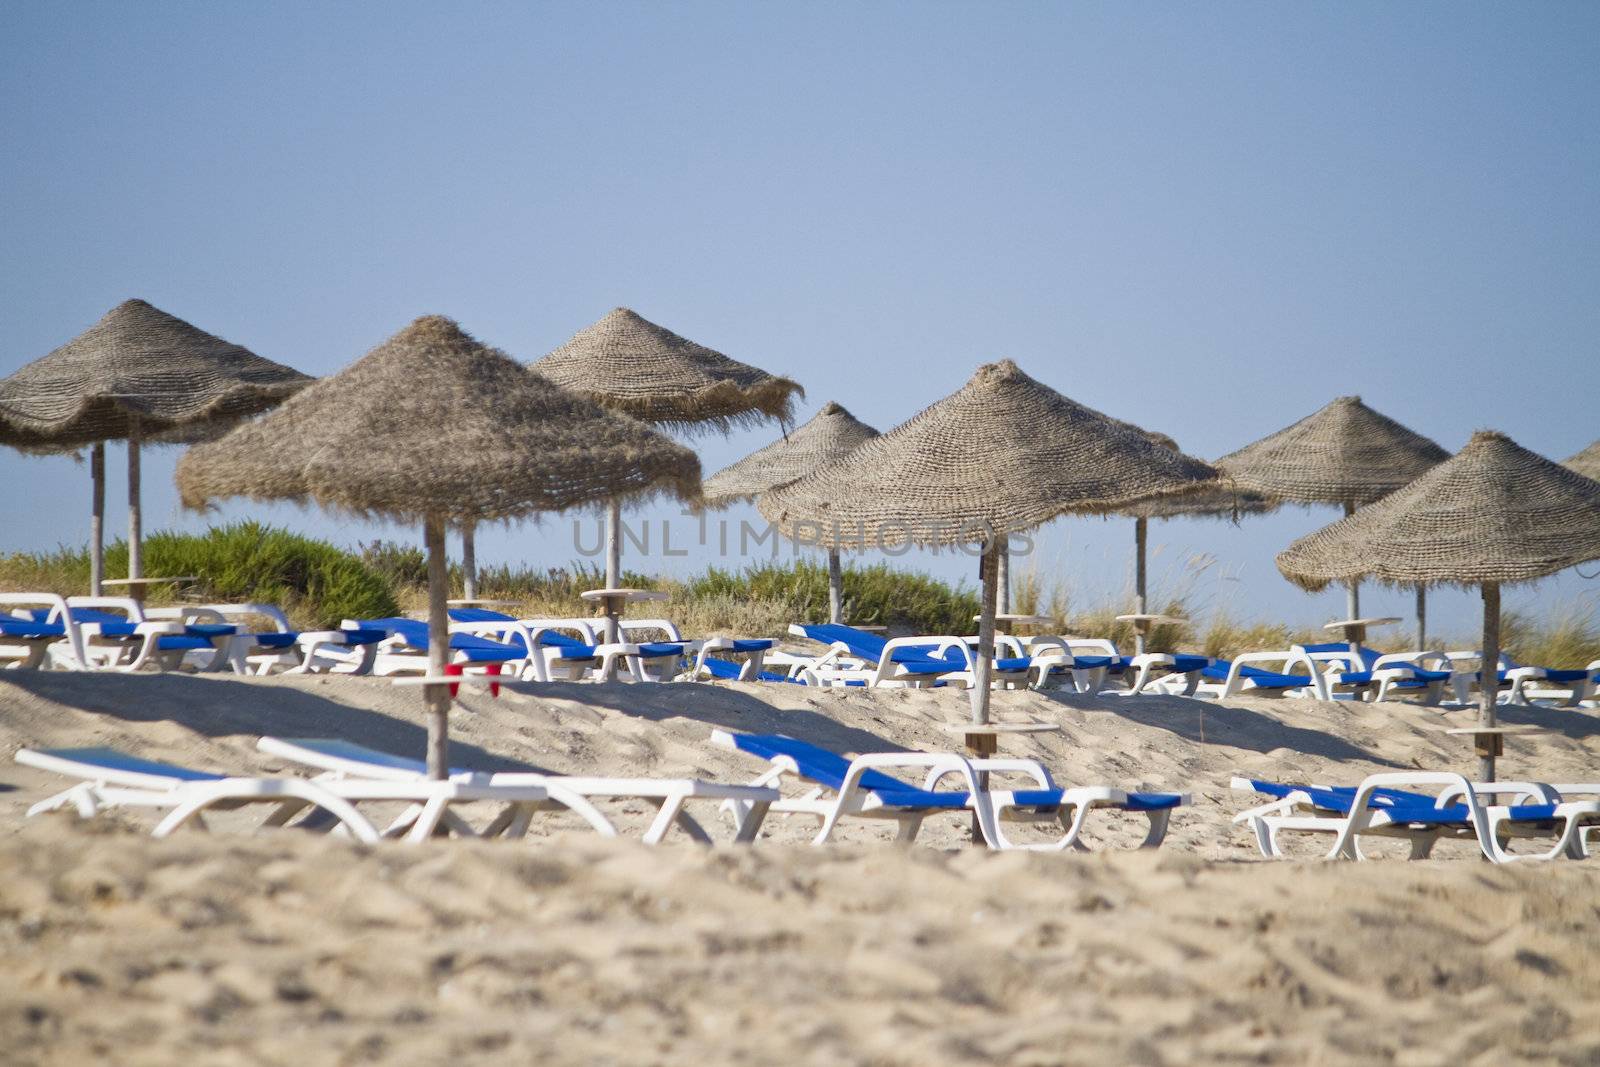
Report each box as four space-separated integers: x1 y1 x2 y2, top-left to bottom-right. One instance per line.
1138 809 1171 849
400 795 453 842
259 798 315 829
892 815 924 845
732 801 771 844
641 794 692 845
154 784 380 844
539 786 621 838
28 783 101 818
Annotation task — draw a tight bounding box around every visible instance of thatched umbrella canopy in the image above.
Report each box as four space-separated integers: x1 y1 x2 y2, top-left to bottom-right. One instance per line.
703 401 879 623
528 307 803 608
1217 394 1450 645
1277 430 1600 778
761 359 1219 727
0 299 310 592
179 315 700 778
1563 440 1600 482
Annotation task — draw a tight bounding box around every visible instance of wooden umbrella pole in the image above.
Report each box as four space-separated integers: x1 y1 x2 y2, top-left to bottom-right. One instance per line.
423 515 452 781
971 534 1001 727
1342 501 1359 621
827 547 844 625
605 498 623 589
1478 582 1500 781
995 541 1010 616
461 522 477 600
1134 516 1148 656
89 442 105 596
1416 586 1428 651
127 416 142 582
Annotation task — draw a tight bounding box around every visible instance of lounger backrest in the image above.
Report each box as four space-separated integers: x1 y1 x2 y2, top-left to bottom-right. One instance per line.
354 617 523 654
16 747 224 788
258 737 431 780
448 607 517 624
723 732 914 794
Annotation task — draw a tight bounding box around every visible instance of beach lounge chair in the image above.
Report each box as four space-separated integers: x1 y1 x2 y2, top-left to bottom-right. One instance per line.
1 594 80 670
1231 774 1600 862
711 731 1187 850
1437 650 1596 708
787 623 1037 688
15 746 382 841
14 745 624 844
347 617 534 678
1017 635 1212 695
7 595 235 673
256 736 780 844
145 602 384 675
617 617 777 681
1289 642 1454 704
446 608 698 682
1180 651 1328 700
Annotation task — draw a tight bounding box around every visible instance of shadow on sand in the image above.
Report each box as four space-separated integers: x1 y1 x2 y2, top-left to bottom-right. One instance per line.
1033 689 1405 766
0 672 904 774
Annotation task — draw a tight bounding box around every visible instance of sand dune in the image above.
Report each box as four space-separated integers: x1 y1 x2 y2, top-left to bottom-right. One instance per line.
1 673 1597 1064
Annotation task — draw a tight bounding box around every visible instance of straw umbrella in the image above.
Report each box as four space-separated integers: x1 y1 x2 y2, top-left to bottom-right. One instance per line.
702 401 879 624
530 308 802 606
0 299 310 592
178 315 699 778
1216 395 1449 646
1563 441 1600 482
760 359 1218 729
1277 430 1600 779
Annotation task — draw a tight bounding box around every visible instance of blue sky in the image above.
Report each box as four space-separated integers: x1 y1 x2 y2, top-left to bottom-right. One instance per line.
3 3 1597 636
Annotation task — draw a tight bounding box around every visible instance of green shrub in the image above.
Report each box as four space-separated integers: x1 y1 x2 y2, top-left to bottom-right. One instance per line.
682 558 981 634
0 522 396 628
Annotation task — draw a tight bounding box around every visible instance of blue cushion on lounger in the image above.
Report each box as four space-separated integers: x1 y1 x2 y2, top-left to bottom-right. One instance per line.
155 635 216 652
36 747 224 782
0 618 65 638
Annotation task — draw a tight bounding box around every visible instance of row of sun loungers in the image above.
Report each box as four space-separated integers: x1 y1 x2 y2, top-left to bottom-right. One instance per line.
5 593 1596 708
18 735 1599 862
15 733 1185 851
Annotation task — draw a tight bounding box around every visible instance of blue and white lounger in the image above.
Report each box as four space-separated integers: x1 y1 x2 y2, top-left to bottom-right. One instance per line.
713 730 1187 850
788 623 1035 688
13 745 621 844
257 736 780 844
1232 773 1600 862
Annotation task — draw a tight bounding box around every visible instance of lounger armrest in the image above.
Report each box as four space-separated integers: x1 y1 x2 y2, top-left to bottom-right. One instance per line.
839 752 980 805
1436 780 1559 806
937 758 1055 790
882 635 971 667
1230 651 1302 669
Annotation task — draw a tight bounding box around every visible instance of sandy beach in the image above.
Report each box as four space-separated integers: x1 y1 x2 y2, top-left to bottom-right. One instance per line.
1 674 1597 1065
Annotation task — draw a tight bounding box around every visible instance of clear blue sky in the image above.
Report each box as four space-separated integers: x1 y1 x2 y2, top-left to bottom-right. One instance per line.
3 3 1597 636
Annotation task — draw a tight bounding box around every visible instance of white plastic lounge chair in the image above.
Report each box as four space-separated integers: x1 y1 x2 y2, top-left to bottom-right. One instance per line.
1016 635 1212 695
145 602 383 675
617 617 777 682
1436 650 1595 708
786 623 1029 688
1232 774 1600 863
712 731 1187 851
9 595 231 673
256 736 780 844
444 608 705 683
1288 642 1454 704
16 746 382 841
1 594 83 670
15 745 619 844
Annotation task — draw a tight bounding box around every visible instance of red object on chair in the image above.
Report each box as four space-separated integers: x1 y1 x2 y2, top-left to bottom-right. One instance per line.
443 661 501 698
